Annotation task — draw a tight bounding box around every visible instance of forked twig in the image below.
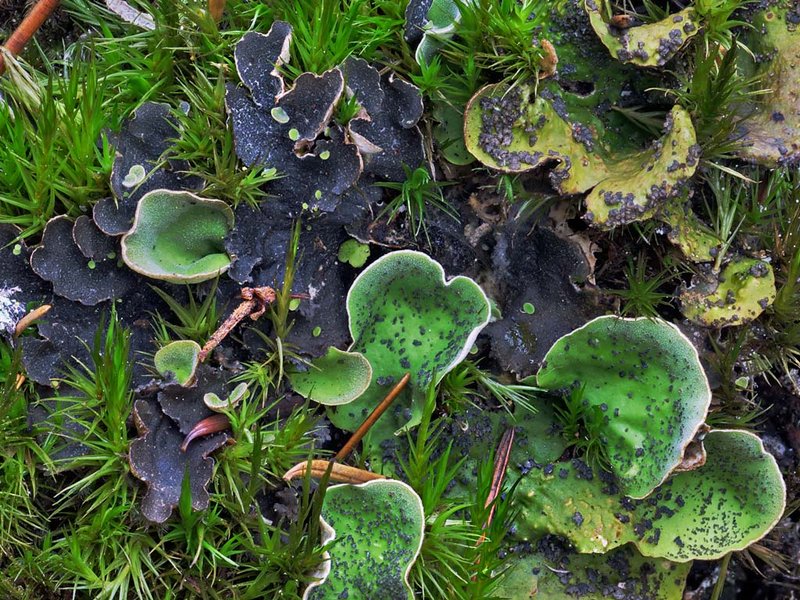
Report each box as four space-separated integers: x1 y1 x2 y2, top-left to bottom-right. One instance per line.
198 286 310 362
334 373 411 461
198 286 276 363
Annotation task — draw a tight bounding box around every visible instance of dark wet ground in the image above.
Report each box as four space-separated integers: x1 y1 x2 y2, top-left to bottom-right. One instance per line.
2 3 799 598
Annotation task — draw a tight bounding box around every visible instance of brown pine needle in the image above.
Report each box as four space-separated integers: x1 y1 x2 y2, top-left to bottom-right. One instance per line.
477 426 515 546
335 372 411 461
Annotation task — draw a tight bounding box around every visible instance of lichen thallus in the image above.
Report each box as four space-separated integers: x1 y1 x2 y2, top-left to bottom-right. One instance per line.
180 285 308 452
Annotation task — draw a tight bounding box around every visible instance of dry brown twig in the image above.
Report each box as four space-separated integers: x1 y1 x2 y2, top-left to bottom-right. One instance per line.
476 426 515 546
198 286 277 363
281 374 411 484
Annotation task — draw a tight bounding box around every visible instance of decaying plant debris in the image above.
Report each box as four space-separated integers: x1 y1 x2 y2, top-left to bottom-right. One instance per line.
1 0 799 598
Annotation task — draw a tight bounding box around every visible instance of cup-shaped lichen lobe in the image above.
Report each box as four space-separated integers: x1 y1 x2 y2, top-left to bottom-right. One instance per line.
306 480 424 600
513 429 785 562
328 251 491 466
537 316 711 499
121 190 234 284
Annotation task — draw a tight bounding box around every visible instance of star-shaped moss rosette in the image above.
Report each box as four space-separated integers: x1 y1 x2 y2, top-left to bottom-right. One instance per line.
736 4 800 167
327 251 490 466
497 537 691 600
94 101 204 236
304 480 424 600
341 57 425 182
464 84 700 228
120 190 234 284
30 215 136 305
537 316 711 499
225 22 362 213
680 257 777 327
513 429 785 562
584 0 700 67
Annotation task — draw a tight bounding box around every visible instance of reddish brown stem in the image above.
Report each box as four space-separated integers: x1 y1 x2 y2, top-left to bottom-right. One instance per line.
0 0 60 74
181 414 230 452
208 0 226 22
335 373 411 461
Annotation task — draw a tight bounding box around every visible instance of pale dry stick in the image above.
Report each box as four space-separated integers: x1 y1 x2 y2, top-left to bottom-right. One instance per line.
281 375 410 484
14 304 51 337
0 0 61 74
12 304 52 391
283 459 386 484
334 372 411 461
